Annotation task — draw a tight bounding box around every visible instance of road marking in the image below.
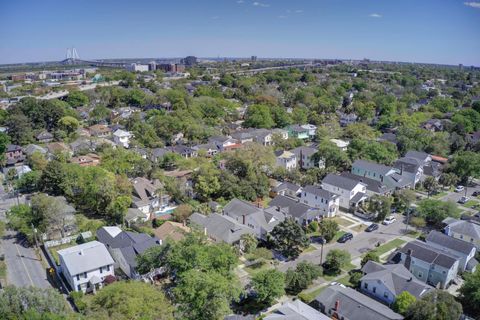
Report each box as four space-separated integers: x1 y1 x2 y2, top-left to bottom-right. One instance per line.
14 243 34 286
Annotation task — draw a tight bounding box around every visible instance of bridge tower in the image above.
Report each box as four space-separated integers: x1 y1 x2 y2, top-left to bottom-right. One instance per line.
64 47 80 64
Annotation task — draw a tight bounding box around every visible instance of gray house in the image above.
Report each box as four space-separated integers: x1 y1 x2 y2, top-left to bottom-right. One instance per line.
361 260 432 305
314 285 404 320
267 195 321 225
351 159 412 190
96 226 160 279
264 299 330 320
389 240 459 289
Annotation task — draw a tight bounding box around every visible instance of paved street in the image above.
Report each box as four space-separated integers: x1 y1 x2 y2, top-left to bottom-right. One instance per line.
2 230 51 288
277 213 409 272
437 182 480 205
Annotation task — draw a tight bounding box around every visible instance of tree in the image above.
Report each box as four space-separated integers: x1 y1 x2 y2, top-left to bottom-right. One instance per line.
458 268 480 318
423 176 439 198
406 290 462 320
243 104 275 128
368 195 392 222
0 286 69 320
251 269 285 305
5 113 33 145
439 173 458 189
417 199 459 227
449 151 480 185
0 132 10 166
58 116 80 134
361 251 380 267
285 261 322 294
393 291 416 315
314 140 351 171
28 151 48 171
318 219 339 242
172 204 193 223
347 138 398 165
66 91 89 107
270 218 309 259
349 271 363 288
394 189 416 212
324 249 351 274
87 281 173 320
174 269 241 320
240 233 258 254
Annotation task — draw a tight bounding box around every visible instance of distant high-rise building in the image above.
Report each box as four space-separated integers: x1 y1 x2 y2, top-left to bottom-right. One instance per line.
181 56 197 66
459 64 464 70
251 55 257 62
148 61 157 71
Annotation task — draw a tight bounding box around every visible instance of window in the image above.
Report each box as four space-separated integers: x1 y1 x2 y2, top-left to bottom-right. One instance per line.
384 292 389 299
106 265 110 271
460 235 464 239
364 283 368 289
373 287 376 293
418 272 422 278
471 238 474 242
77 285 81 291
100 267 103 274
84 272 87 278
76 274 80 281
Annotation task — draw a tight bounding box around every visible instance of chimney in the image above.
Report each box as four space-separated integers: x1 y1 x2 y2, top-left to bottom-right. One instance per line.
407 277 412 282
242 215 246 225
404 249 413 270
276 206 281 212
400 163 403 175
334 299 340 311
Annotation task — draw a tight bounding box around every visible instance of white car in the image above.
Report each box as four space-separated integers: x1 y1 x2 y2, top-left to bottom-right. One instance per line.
455 186 465 193
458 196 470 204
383 216 397 225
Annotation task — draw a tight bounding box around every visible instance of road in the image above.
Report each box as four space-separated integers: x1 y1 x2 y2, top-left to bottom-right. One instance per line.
277 214 409 272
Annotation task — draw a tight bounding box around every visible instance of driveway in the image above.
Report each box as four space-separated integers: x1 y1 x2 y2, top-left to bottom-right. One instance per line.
2 230 51 288
277 214 409 272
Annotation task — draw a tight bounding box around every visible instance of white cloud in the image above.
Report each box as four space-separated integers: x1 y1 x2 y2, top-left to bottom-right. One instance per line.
295 9 303 13
369 13 382 18
236 0 244 3
253 1 270 7
464 1 480 8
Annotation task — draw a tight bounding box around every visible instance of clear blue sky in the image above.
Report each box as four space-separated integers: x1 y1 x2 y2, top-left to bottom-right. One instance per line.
0 0 479 65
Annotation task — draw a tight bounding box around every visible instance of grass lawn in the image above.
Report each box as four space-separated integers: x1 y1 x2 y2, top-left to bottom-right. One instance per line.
261 197 272 208
351 224 366 232
298 285 327 303
463 200 480 208
75 214 106 234
331 216 355 228
303 245 317 254
432 191 448 199
0 260 6 278
337 274 352 287
49 242 76 265
370 238 406 257
244 260 274 276
343 262 357 273
405 230 422 239
332 231 346 243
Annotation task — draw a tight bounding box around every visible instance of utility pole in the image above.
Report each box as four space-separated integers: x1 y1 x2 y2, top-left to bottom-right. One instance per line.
320 242 324 266
405 208 411 234
31 223 38 249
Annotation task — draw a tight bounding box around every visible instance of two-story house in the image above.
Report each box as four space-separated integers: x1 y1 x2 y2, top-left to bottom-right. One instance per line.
322 174 368 210
301 124 317 139
5 144 25 166
112 129 133 148
131 177 168 218
275 150 297 171
340 172 394 197
351 159 411 190
270 181 302 198
360 260 432 305
444 218 480 250
267 195 322 225
426 230 477 272
286 125 309 140
96 226 160 279
88 124 112 138
390 240 459 289
58 241 114 293
300 185 339 217
291 146 318 169
223 198 285 240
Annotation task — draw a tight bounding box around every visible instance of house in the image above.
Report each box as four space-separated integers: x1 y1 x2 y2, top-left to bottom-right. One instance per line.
339 172 393 196
112 129 133 148
300 185 339 217
360 260 432 305
268 195 321 225
22 144 47 157
153 221 190 244
223 198 285 239
291 146 318 169
192 142 219 157
70 153 100 167
393 151 434 187
271 182 302 198
339 113 358 127
46 142 72 158
88 124 112 138
272 128 289 141
5 144 25 166
466 131 480 147
426 230 477 272
231 130 255 144
131 177 167 218
209 136 242 151
96 226 160 279
321 174 368 210
264 299 330 320
351 159 411 190
389 240 459 289
189 212 255 245
169 145 198 158
329 139 349 151
301 124 317 139
286 125 309 140
378 133 398 145
313 285 404 320
444 218 480 250
275 150 297 171
421 119 444 132
58 241 115 293
36 131 54 143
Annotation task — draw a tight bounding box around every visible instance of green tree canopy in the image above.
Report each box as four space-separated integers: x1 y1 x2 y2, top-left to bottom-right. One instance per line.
458 268 480 318
251 269 285 305
406 290 462 320
393 291 416 315
270 218 309 259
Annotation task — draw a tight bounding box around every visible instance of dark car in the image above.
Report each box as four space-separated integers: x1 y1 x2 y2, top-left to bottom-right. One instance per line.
310 236 326 245
472 191 480 197
365 223 379 232
337 232 353 243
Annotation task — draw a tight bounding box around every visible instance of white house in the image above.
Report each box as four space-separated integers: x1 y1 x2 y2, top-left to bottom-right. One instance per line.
58 241 114 293
275 150 297 171
301 124 317 139
322 173 368 210
300 185 339 217
329 138 350 151
113 129 133 148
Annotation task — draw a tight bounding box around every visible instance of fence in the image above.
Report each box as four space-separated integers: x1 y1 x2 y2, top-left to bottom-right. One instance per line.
44 234 79 248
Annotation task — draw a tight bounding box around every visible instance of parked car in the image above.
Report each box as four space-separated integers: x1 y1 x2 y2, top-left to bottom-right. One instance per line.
337 232 353 243
455 185 465 193
383 216 397 225
310 236 326 245
472 191 480 197
458 196 470 204
365 223 379 232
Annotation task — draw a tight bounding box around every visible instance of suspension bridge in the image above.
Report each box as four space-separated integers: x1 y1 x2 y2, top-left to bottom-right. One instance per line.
61 47 128 67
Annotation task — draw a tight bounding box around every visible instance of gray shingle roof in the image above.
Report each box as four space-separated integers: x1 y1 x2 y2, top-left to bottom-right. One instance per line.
303 185 336 200
399 240 458 269
223 199 263 218
352 159 393 176
361 261 432 298
322 173 363 191
426 231 475 255
404 150 430 162
340 172 393 194
272 182 302 193
189 212 254 244
315 285 404 320
58 241 114 276
268 195 319 220
446 219 480 240
264 300 330 320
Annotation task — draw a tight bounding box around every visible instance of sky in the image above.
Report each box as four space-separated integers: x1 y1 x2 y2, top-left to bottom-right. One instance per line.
0 0 479 65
